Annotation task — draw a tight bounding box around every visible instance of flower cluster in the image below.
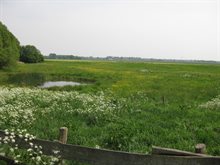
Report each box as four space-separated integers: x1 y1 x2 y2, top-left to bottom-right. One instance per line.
199 96 220 110
0 129 60 165
0 87 123 163
0 87 121 128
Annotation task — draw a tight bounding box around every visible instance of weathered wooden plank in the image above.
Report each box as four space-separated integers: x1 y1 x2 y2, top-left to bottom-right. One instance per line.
0 154 25 165
149 155 220 165
152 146 211 157
1 130 220 165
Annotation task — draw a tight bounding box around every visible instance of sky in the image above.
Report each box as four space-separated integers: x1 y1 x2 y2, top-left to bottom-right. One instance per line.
0 0 220 61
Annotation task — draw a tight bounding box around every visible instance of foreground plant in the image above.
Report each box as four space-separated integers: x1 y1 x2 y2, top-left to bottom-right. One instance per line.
0 87 122 128
0 129 60 165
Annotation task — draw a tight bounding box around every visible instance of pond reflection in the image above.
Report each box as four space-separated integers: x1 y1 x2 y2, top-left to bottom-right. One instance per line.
40 81 83 88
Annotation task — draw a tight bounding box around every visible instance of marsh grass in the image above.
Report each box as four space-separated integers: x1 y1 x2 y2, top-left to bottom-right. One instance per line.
7 73 46 86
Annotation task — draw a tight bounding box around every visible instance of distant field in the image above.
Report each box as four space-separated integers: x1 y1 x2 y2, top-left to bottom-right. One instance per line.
0 60 220 156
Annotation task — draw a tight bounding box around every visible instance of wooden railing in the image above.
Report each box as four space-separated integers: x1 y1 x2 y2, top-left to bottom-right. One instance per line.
0 127 220 165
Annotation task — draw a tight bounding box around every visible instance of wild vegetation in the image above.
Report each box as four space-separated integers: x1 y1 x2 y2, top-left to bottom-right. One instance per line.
0 60 220 161
0 21 20 69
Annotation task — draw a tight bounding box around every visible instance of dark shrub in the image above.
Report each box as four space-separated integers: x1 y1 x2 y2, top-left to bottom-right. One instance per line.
20 45 44 63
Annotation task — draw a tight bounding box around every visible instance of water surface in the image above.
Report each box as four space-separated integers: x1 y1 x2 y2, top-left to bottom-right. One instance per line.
40 81 82 88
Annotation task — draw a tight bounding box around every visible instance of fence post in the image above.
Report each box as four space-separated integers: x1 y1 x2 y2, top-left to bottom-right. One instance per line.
195 143 206 154
58 127 68 165
59 127 68 144
162 96 165 105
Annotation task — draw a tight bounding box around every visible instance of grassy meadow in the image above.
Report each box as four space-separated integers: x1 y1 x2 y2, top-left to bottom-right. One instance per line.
0 60 220 157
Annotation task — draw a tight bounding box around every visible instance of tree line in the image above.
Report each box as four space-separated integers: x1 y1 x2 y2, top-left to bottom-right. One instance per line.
0 21 44 69
46 53 82 60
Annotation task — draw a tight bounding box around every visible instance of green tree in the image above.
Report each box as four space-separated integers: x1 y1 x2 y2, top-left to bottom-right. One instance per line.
0 21 20 69
48 53 57 59
20 45 44 63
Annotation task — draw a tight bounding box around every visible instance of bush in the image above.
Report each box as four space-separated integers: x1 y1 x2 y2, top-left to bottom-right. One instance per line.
20 45 44 63
0 22 20 69
102 120 136 151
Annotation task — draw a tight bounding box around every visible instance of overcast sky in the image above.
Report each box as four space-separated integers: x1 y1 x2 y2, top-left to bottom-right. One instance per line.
0 0 220 60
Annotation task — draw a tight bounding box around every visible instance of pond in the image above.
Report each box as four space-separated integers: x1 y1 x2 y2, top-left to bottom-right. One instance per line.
40 81 83 88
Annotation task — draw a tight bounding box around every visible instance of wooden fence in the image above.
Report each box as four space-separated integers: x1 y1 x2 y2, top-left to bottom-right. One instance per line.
0 127 220 165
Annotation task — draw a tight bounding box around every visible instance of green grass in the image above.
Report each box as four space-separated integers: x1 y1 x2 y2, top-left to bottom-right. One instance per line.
0 59 220 156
